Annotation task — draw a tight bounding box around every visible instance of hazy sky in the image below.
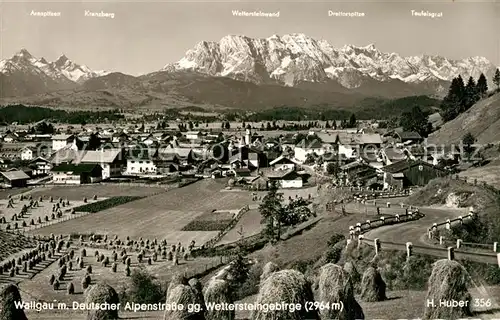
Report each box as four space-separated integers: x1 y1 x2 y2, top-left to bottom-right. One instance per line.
1 1 498 75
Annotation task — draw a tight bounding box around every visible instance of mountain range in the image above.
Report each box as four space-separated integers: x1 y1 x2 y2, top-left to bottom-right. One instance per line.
0 34 497 110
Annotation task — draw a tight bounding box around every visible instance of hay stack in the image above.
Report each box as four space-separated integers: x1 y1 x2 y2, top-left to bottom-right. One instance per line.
203 278 233 320
260 261 279 282
85 282 119 320
188 278 205 309
343 261 361 286
423 259 472 320
0 284 28 320
360 266 386 302
164 274 204 320
251 269 319 320
312 263 364 320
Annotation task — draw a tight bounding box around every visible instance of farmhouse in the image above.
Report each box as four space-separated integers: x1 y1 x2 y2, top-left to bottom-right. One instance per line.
48 145 86 165
266 168 303 189
80 149 125 179
294 139 324 162
269 155 300 171
52 134 83 152
51 163 103 184
29 157 52 176
20 146 38 161
126 147 158 175
381 159 446 190
395 131 424 145
0 170 30 188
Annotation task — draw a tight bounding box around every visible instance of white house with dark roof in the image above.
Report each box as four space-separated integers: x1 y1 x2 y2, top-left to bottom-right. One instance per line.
79 149 124 179
21 146 38 161
52 134 75 152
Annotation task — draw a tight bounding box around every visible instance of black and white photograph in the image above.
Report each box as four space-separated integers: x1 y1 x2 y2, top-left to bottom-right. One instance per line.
0 0 500 319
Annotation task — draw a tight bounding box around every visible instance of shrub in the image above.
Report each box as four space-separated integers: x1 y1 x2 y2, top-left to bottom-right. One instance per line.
123 268 163 304
74 196 143 213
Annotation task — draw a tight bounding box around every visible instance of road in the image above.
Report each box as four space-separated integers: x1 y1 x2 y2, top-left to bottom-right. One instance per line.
362 206 499 265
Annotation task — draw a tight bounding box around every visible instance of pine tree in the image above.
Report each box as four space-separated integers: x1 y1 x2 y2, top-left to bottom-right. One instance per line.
463 76 479 111
494 69 500 91
440 76 466 121
348 113 357 128
477 73 488 97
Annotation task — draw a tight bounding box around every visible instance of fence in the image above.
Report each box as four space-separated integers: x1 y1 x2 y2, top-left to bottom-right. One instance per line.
358 236 500 266
200 205 251 250
346 208 423 239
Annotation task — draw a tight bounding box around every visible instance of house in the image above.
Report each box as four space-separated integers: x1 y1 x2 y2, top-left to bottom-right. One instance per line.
396 131 424 145
79 149 125 179
20 146 38 161
381 160 446 190
156 153 181 174
0 170 30 188
379 147 409 166
3 133 18 143
294 139 324 162
48 145 86 166
340 161 377 186
52 163 103 184
269 155 299 171
29 157 52 176
126 147 158 175
266 168 303 189
52 134 75 152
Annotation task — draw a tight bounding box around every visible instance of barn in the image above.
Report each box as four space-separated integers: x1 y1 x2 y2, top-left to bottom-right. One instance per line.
0 170 30 188
381 159 446 190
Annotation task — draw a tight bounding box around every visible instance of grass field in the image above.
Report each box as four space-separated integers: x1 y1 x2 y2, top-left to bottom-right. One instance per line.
460 160 500 189
0 188 31 200
0 230 37 262
218 209 263 245
181 210 235 231
28 179 252 246
0 196 102 232
28 185 166 201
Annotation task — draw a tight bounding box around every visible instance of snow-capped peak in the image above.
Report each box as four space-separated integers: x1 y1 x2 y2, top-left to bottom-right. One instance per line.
14 49 33 59
0 50 109 83
163 33 498 89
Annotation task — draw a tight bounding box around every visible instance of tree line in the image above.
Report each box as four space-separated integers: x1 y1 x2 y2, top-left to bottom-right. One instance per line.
0 105 124 125
440 71 499 122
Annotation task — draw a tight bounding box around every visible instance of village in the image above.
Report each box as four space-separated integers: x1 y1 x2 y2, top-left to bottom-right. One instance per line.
0 121 451 191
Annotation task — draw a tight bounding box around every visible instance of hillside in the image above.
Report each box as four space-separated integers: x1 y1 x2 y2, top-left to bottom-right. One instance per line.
0 71 368 111
428 93 500 144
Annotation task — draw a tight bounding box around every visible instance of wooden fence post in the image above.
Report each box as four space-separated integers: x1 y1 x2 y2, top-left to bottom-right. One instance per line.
456 239 462 249
445 219 451 230
448 247 454 260
498 253 500 268
374 238 380 255
395 214 400 222
366 220 371 228
458 216 463 225
380 216 385 225
494 242 498 253
406 242 413 258
357 235 364 248
439 236 444 245
386 202 391 208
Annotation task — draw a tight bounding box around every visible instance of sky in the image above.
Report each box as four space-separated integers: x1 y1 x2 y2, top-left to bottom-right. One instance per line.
0 0 498 75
